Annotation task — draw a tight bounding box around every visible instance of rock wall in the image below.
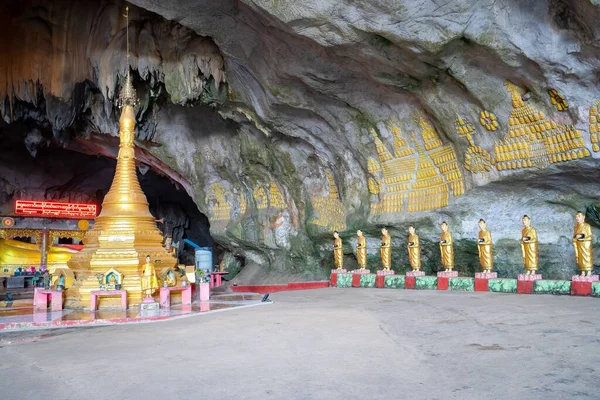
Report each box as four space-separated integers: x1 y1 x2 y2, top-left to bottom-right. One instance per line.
0 0 599 281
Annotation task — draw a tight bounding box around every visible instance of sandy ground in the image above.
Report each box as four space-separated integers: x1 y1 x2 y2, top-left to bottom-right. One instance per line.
1 288 598 400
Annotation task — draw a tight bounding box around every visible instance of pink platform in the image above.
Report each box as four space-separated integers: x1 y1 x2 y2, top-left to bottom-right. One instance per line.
406 270 425 277
571 275 599 282
437 271 458 278
33 288 63 311
90 290 127 310
160 286 192 308
198 282 210 301
376 270 395 276
330 269 348 273
475 272 498 279
518 274 542 281
352 269 371 274
209 272 229 288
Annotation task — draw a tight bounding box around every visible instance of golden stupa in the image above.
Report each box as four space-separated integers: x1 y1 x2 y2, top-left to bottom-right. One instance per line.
66 11 176 308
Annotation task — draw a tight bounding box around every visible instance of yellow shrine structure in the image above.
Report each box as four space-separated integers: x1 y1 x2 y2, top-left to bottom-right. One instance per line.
65 25 175 307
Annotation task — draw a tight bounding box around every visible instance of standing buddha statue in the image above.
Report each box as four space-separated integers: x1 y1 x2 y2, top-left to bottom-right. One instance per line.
141 255 159 299
380 227 392 270
439 221 454 272
333 231 344 270
407 225 420 271
521 215 539 274
477 219 493 273
573 211 593 276
356 230 367 270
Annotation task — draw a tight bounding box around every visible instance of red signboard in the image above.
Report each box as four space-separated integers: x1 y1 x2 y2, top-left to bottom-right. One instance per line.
15 200 97 219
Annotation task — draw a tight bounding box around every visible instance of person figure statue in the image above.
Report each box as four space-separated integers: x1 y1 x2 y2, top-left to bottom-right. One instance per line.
573 211 593 277
380 227 391 270
141 254 159 299
477 219 493 273
356 230 367 270
407 225 420 271
521 215 539 275
333 231 344 270
440 221 454 272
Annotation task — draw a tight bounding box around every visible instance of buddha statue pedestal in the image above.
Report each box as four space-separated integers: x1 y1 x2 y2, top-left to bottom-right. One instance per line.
405 270 425 290
571 274 599 296
517 273 542 294
352 269 371 288
474 272 498 292
376 269 395 288
330 269 348 286
437 271 458 291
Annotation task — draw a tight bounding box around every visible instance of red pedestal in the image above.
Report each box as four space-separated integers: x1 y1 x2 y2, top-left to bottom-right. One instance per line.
437 277 449 290
474 278 489 292
330 273 338 287
375 275 385 288
352 274 361 287
571 281 592 296
517 280 534 294
405 276 415 289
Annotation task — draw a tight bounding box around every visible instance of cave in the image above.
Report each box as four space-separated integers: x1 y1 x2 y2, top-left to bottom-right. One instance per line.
0 0 598 285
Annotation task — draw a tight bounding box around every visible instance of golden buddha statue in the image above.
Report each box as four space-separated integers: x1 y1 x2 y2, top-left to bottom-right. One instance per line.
141 255 158 298
0 239 78 270
380 227 391 270
477 219 493 273
356 229 367 269
333 231 344 269
520 215 538 274
440 221 454 272
407 225 420 271
573 211 593 276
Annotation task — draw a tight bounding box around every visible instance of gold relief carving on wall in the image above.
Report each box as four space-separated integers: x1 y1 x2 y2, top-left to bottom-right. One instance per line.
253 186 268 209
456 115 494 174
253 183 287 210
369 118 464 215
269 183 287 209
311 170 346 232
548 89 568 111
495 81 589 171
205 183 232 222
479 110 499 131
590 100 600 152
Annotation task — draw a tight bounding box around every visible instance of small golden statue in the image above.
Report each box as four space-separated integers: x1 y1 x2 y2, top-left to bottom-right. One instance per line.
333 231 344 270
380 227 391 270
521 215 538 274
573 211 593 276
407 225 420 271
141 254 159 299
439 221 454 272
477 219 493 273
356 230 367 269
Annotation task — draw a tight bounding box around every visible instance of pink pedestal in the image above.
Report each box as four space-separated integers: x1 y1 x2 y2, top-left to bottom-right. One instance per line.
518 274 542 281
199 282 210 301
33 288 63 311
160 286 192 308
90 290 127 310
376 270 395 276
475 272 498 279
209 272 229 288
352 269 371 274
571 275 599 282
437 271 458 278
331 269 347 273
406 270 425 277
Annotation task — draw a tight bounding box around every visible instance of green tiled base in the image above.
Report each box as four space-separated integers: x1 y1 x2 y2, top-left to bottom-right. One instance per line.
592 282 600 297
336 273 352 288
360 274 376 288
488 278 517 293
449 277 474 291
533 280 571 295
384 275 405 288
415 276 437 290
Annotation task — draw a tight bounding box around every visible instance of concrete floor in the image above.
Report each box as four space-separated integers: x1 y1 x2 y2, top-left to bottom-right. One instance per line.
0 288 598 400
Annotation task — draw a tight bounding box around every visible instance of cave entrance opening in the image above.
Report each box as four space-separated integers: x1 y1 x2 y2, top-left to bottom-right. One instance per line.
0 130 216 269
